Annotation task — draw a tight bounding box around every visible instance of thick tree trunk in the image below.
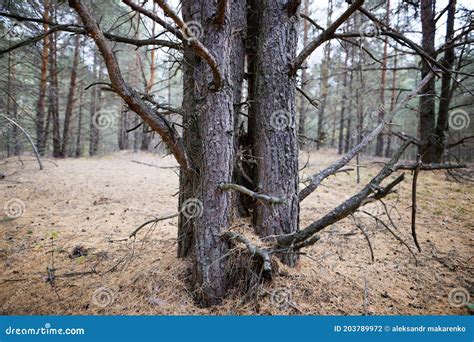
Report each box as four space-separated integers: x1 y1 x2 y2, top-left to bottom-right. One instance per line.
189 0 235 306
251 0 299 266
61 34 81 157
36 0 50 156
418 0 437 163
432 0 456 162
177 1 199 259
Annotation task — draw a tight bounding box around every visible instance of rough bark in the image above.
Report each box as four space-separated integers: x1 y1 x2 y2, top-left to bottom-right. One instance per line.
190 0 235 306
418 0 437 163
177 0 199 259
251 0 300 266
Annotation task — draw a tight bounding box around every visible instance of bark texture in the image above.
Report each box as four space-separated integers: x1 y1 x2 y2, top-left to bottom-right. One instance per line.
251 0 300 265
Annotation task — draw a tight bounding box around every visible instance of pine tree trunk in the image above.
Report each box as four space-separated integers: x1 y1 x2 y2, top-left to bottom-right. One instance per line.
61 34 81 157
432 0 456 162
418 0 437 163
375 0 390 157
251 0 300 266
89 52 100 156
36 0 50 156
298 0 309 150
48 16 61 158
189 0 235 306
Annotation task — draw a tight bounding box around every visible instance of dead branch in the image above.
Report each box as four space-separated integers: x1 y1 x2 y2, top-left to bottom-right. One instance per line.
361 211 418 266
279 140 412 248
296 86 321 109
446 135 474 149
121 0 184 40
290 0 364 75
394 162 466 171
129 213 179 238
0 114 43 170
299 71 435 202
154 0 223 90
223 231 272 276
218 183 285 204
69 0 190 171
351 215 375 263
131 160 178 169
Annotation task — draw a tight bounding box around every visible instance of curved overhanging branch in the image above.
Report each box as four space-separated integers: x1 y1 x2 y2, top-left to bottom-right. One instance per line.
154 0 223 90
121 0 184 41
68 0 190 171
0 11 181 55
0 114 43 170
299 70 436 202
290 0 364 76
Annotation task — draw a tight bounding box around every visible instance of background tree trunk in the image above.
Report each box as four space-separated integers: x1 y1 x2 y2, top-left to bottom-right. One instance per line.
61 34 81 157
418 0 437 163
36 0 50 156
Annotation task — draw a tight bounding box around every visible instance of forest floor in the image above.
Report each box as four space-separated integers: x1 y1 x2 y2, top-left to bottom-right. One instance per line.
0 150 473 315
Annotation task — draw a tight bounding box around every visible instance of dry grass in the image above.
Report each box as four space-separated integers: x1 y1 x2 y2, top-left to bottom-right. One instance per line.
0 149 472 315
